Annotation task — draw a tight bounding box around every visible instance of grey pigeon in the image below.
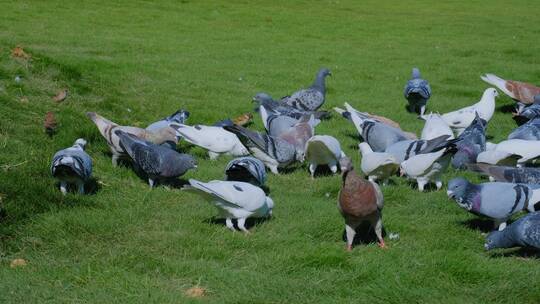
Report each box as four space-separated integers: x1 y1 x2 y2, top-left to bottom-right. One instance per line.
224 125 297 174
115 130 197 187
385 134 453 163
515 95 540 121
451 113 487 169
253 93 330 120
213 119 234 127
404 67 432 115
467 163 540 184
146 109 190 132
281 68 331 111
225 157 267 187
51 138 92 195
447 178 540 230
259 105 301 137
485 212 540 251
508 117 540 140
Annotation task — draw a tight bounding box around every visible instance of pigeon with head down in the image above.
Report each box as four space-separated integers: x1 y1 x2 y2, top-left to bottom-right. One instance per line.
225 157 266 187
508 117 540 141
485 212 540 251
514 95 540 122
359 142 399 185
51 138 92 195
451 112 487 169
304 135 345 178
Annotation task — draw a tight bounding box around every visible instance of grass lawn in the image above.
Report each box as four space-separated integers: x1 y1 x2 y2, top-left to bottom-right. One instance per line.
0 0 539 302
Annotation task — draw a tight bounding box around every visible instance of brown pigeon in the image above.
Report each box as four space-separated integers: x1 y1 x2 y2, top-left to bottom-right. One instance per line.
44 111 57 137
52 89 68 102
481 74 540 110
338 157 385 251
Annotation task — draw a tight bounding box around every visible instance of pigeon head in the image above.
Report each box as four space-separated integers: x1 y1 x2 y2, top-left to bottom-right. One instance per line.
484 230 513 251
318 68 332 78
411 67 421 79
339 156 353 173
74 138 87 149
252 92 274 103
483 88 499 99
446 178 470 202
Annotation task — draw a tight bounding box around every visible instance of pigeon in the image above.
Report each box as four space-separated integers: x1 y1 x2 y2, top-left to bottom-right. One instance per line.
481 74 540 112
514 95 540 121
508 117 540 141
441 88 498 135
400 149 451 191
233 113 253 126
447 178 540 230
115 130 197 187
384 134 452 163
467 164 540 184
338 157 385 251
87 112 178 166
277 114 319 157
146 109 190 133
345 103 409 152
404 68 432 115
169 123 249 160
184 179 274 232
420 112 454 140
223 125 297 174
485 212 540 251
451 113 486 169
334 106 417 140
358 142 399 184
260 106 301 137
281 68 331 111
213 119 234 127
253 93 330 120
492 139 540 165
225 157 266 187
304 135 345 178
44 111 57 137
52 89 68 102
50 138 92 195
476 150 520 167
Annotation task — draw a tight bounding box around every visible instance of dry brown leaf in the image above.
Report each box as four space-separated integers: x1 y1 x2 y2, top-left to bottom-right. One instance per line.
44 111 57 137
10 258 27 268
52 89 68 102
11 46 30 59
184 286 207 298
233 113 253 126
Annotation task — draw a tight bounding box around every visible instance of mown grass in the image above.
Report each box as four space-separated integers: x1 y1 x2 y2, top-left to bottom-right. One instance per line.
0 0 539 303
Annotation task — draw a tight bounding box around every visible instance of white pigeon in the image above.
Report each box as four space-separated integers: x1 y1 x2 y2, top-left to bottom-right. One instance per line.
485 141 497 151
420 112 455 140
169 123 249 159
476 150 520 166
493 139 540 165
441 88 498 135
359 142 399 184
184 179 274 232
399 149 449 192
304 135 346 178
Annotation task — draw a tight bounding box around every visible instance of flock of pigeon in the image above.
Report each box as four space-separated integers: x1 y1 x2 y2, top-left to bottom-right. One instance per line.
50 68 540 252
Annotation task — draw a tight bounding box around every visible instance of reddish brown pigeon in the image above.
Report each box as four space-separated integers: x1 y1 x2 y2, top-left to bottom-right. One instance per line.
481 74 540 111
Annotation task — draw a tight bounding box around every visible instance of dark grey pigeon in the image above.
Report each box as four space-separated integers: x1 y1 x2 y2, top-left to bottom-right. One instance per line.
253 93 330 120
225 156 267 187
447 177 540 230
404 68 432 115
213 119 234 127
51 138 92 195
467 163 540 184
385 134 453 163
223 125 297 175
115 130 197 187
485 212 540 250
515 95 540 121
508 117 540 140
281 68 331 111
452 112 487 169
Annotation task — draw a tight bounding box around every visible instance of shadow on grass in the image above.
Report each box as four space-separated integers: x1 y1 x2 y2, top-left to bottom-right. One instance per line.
405 180 440 192
311 165 340 178
205 216 271 231
460 218 494 233
489 247 540 259
512 115 528 126
341 221 387 247
53 177 102 195
497 104 516 114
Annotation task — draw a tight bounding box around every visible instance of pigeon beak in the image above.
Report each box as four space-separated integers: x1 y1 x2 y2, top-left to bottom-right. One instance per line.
446 190 454 198
399 168 404 177
484 243 490 251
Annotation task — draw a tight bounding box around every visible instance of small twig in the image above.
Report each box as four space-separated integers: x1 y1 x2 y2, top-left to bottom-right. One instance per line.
1 160 28 171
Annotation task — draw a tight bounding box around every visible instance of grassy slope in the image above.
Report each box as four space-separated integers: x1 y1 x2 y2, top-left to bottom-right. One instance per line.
0 0 539 302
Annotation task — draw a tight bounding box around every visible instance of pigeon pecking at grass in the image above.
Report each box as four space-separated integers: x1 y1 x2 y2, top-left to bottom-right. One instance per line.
225 157 267 187
485 212 540 251
403 67 431 116
451 112 487 169
304 135 346 178
508 117 540 141
358 142 399 185
50 138 92 195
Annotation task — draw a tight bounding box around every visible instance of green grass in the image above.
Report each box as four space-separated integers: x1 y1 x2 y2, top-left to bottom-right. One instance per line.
0 0 539 302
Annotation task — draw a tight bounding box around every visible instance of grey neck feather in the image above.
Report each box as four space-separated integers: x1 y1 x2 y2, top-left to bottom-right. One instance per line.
310 72 328 95
490 228 516 249
412 68 421 79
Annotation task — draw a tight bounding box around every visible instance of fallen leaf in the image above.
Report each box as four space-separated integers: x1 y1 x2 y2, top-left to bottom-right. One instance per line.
11 46 30 59
10 258 27 268
184 286 207 298
52 89 68 102
44 111 58 137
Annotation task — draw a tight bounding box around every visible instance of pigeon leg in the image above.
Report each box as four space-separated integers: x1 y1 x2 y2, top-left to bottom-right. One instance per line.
77 182 85 194
309 163 316 179
373 215 386 249
417 179 427 192
225 218 236 232
329 161 338 174
148 178 155 188
60 181 68 195
112 154 119 167
208 151 219 160
435 180 443 190
237 218 250 233
345 224 356 251
420 105 426 116
368 176 376 183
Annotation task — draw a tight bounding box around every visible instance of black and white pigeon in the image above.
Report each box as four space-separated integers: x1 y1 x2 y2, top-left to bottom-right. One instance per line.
508 117 540 140
485 212 540 251
467 163 540 184
50 138 92 195
253 93 330 120
404 67 431 115
225 157 267 187
280 68 331 111
447 178 540 230
451 112 487 169
385 134 453 163
115 130 197 187
224 125 298 174
146 109 189 132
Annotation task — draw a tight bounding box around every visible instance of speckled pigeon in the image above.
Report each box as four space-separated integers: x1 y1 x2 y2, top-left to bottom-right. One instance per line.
485 212 540 251
404 68 432 115
50 138 92 195
304 135 345 178
253 93 330 120
225 157 267 187
447 178 540 230
384 134 452 163
115 130 197 187
481 74 540 112
451 113 486 169
184 179 273 232
281 68 331 111
223 125 297 174
441 88 498 135
508 117 540 140
467 163 540 184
